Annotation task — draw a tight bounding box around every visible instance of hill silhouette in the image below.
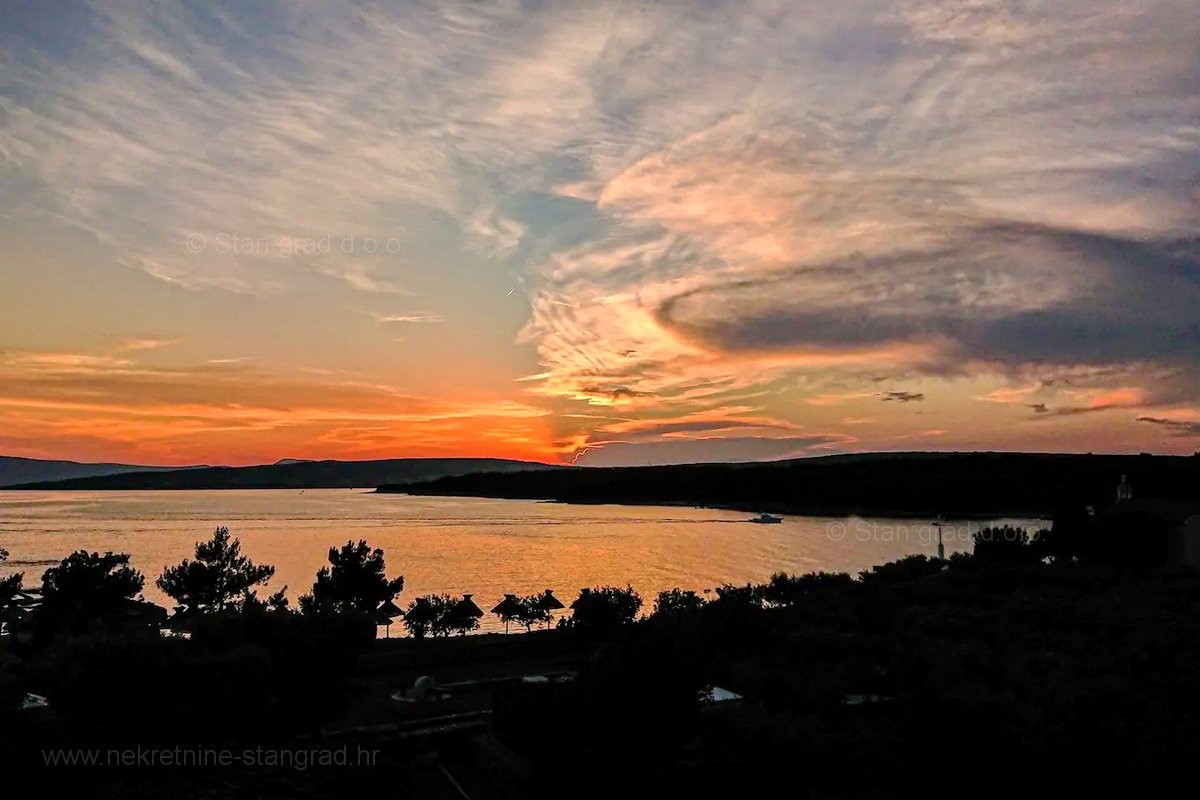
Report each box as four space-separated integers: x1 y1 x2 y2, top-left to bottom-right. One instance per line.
0 455 208 488
387 451 1199 518
13 457 558 490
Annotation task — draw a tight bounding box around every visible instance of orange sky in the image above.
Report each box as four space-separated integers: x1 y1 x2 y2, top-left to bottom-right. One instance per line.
1 2 1197 466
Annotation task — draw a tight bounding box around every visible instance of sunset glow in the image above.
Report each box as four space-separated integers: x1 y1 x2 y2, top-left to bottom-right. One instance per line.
2 1 1197 466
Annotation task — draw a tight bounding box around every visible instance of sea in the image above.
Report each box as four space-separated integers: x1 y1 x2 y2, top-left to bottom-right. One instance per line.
0 490 1045 632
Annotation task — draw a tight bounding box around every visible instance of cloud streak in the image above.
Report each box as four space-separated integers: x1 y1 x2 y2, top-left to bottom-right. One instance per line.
2 1 1198 462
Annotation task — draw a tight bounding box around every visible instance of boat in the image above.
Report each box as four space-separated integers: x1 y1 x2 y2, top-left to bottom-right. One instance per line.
748 512 783 524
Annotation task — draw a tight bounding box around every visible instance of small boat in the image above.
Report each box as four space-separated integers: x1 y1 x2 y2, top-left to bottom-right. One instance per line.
748 512 783 524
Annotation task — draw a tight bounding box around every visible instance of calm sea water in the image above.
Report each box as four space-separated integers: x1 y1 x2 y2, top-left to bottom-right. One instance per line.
0 490 1044 632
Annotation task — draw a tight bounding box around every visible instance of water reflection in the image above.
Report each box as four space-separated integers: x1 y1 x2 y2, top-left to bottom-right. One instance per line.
0 490 1044 633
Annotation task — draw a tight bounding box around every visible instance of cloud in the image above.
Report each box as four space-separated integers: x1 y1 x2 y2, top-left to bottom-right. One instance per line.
513 0 1200 433
891 428 948 441
2 3 626 293
574 433 856 467
1137 416 1200 437
1026 386 1147 417
372 313 444 324
116 337 180 351
0 347 553 463
2 352 134 370
600 411 802 439
881 391 925 403
3 1 1198 461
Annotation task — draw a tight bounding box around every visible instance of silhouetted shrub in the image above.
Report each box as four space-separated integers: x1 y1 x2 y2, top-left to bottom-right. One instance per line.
652 588 707 617
34 630 273 742
1080 511 1170 567
299 539 403 615
502 593 552 631
566 586 642 633
1032 505 1092 562
762 571 853 606
972 525 1037 562
33 551 151 641
859 554 945 584
187 607 373 726
498 623 704 794
712 582 764 608
157 527 276 613
0 548 22 622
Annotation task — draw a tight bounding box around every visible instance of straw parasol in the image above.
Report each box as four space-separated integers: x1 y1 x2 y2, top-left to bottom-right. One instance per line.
454 593 484 619
535 589 565 628
376 598 404 638
450 594 483 635
491 594 522 633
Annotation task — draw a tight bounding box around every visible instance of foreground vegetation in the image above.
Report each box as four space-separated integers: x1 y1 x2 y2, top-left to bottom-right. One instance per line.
2 513 1199 795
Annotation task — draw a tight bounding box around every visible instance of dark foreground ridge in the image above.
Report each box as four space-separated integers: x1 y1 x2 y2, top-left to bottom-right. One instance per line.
6 519 1200 797
388 451 1200 518
13 457 559 490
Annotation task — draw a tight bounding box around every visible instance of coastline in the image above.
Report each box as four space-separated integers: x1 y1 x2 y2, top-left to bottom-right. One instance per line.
377 488 1052 522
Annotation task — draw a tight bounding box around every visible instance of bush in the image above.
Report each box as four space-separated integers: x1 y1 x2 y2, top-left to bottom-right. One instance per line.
188 608 374 726
972 525 1036 562
299 539 403 615
567 586 642 633
34 630 273 742
34 551 151 640
652 588 707 617
156 527 276 613
762 571 853 607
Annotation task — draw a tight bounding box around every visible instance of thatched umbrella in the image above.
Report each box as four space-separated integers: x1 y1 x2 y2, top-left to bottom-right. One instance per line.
450 594 483 636
376 598 404 638
491 594 521 633
454 594 484 619
535 589 565 628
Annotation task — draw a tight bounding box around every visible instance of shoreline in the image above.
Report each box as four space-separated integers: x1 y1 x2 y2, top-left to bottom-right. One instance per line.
378 488 1052 522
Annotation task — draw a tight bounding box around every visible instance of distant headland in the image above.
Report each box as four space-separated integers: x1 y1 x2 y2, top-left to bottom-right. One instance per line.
385 451 1200 520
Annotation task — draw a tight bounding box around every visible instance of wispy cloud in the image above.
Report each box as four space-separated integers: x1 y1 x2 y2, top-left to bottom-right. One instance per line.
2 1 1197 462
881 392 925 403
116 337 180 351
0 346 552 464
1137 416 1200 438
371 313 444 324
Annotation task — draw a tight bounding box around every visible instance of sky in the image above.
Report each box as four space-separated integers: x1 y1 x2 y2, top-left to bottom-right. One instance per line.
0 0 1198 467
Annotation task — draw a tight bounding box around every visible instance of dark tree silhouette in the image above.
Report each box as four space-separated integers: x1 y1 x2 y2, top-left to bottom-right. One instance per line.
514 594 552 631
156 527 276 613
39 550 146 632
0 548 22 616
298 539 403 615
859 554 944 583
713 582 764 608
402 594 454 637
401 596 439 638
567 586 642 632
972 525 1035 562
652 588 706 617
762 571 853 607
1032 505 1091 562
